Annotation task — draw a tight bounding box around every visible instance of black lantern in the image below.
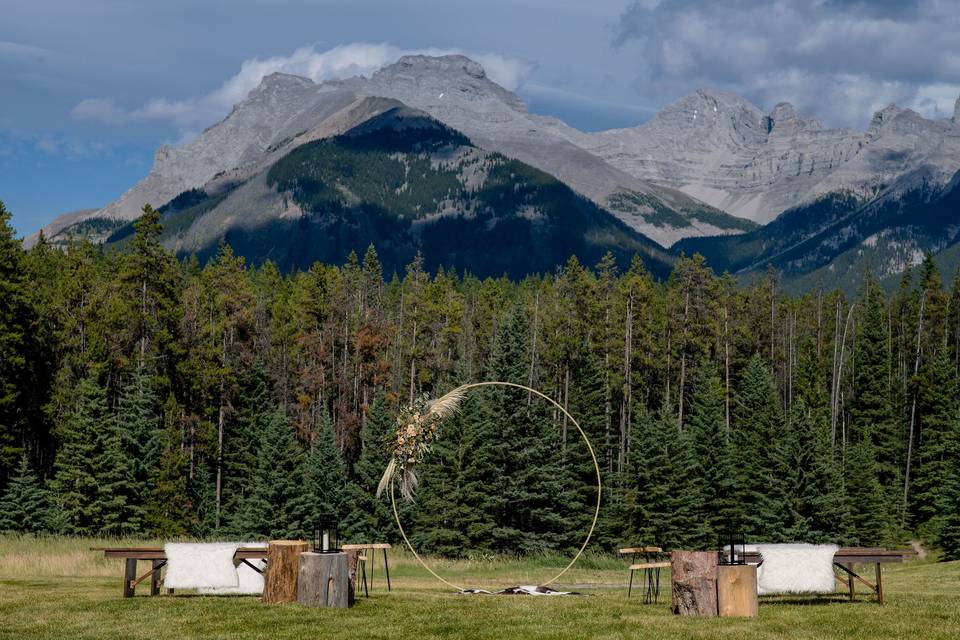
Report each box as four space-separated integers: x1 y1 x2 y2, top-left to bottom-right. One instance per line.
314 514 340 553
718 530 746 565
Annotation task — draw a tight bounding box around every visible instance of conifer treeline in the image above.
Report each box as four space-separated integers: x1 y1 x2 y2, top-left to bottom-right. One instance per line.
0 201 958 559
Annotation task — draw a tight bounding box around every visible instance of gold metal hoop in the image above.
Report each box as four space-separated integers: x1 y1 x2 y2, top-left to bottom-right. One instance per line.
390 381 602 592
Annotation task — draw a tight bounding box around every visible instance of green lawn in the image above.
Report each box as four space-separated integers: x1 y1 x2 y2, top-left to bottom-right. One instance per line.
1 536 958 639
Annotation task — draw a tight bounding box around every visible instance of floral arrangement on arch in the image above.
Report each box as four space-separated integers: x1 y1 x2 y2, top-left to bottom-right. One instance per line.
376 388 468 501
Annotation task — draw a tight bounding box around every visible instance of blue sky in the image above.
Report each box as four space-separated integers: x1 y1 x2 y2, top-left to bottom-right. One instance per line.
2 0 959 236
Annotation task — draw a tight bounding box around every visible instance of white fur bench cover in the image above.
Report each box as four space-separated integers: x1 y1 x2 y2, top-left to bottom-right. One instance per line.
163 543 240 589
198 543 268 595
752 543 839 595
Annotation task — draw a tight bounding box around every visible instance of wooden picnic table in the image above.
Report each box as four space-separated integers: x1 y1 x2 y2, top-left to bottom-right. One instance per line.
737 547 916 604
91 546 270 598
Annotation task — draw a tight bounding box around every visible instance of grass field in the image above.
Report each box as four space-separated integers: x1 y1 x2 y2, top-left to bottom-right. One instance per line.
0 536 958 639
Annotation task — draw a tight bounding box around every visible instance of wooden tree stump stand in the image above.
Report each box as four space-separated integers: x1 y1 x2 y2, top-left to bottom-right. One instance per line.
298 552 352 608
263 540 308 603
671 550 718 616
717 564 758 617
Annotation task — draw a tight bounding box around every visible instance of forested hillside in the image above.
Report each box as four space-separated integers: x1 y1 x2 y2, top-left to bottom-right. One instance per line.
1 200 959 559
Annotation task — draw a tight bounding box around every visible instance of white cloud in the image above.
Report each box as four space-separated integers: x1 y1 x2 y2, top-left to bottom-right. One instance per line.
71 42 535 130
613 0 960 128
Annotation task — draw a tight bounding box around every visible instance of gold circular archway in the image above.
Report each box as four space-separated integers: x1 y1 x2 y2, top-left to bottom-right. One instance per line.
387 381 602 592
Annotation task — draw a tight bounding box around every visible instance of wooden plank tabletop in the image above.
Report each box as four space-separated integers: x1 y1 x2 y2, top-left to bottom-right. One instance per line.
341 543 392 550
92 547 269 560
618 546 662 554
738 547 916 564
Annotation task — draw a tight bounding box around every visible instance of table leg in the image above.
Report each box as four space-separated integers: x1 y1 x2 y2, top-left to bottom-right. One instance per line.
150 560 162 596
875 563 884 605
847 563 855 601
123 559 137 598
383 549 391 592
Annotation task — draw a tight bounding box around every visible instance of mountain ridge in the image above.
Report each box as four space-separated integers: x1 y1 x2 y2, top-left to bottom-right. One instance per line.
29 55 750 249
23 54 960 291
104 105 674 278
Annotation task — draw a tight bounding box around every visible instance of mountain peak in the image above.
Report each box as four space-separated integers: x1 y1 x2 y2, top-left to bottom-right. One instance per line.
377 54 487 81
868 102 903 136
954 94 960 123
693 88 760 112
255 72 315 92
364 54 527 112
766 102 823 135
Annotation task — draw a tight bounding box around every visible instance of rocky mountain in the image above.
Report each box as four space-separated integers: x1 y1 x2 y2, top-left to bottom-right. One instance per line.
657 92 960 290
105 106 673 278
26 54 960 288
585 89 960 226
676 170 960 292
31 56 751 250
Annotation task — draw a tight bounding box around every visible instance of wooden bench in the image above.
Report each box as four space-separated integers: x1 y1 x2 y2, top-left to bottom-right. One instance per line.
619 547 670 603
738 547 916 605
341 543 392 593
91 546 269 598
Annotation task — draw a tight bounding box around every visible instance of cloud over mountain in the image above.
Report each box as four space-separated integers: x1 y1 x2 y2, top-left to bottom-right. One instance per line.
613 0 960 128
70 43 535 131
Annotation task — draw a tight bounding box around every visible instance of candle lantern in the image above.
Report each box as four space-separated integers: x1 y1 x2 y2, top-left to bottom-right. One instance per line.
717 530 746 565
314 514 340 554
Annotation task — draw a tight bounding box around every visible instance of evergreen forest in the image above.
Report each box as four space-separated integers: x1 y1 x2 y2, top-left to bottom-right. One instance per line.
1 200 959 561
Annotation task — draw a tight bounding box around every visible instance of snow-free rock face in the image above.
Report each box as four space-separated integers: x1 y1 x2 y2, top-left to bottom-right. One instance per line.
585 90 865 223
348 55 739 244
97 74 358 222
585 90 960 224
39 55 744 248
36 56 960 256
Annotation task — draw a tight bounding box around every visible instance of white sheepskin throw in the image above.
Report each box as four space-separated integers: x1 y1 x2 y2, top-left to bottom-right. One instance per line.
754 543 839 595
163 543 240 590
198 543 269 595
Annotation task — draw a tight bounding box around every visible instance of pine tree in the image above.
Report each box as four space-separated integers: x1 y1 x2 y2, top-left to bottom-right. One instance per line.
236 408 311 539
93 417 146 536
567 353 611 550
0 454 55 532
732 354 784 540
303 410 349 521
192 458 218 537
410 401 473 556
342 393 397 542
630 407 704 549
145 396 194 536
114 369 160 519
222 365 271 535
686 366 738 546
850 278 899 500
120 204 182 378
50 376 108 534
845 437 891 546
937 416 960 560
912 346 958 539
776 399 852 543
0 200 28 481
465 307 568 554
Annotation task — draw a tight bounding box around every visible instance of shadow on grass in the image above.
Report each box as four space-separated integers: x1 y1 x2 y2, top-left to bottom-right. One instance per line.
761 595 873 606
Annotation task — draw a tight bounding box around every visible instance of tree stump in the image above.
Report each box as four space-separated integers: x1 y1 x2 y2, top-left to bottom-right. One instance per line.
717 564 758 617
263 540 308 603
671 550 718 616
297 552 352 608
